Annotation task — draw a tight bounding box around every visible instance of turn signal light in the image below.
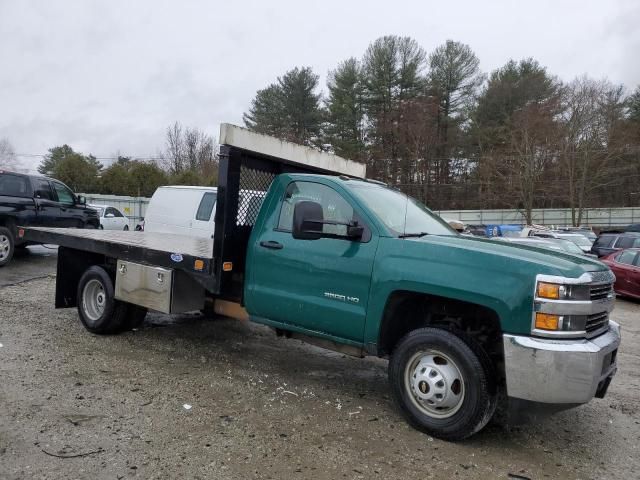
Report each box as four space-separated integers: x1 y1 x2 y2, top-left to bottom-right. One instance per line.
223 262 233 272
537 282 560 299
535 313 560 331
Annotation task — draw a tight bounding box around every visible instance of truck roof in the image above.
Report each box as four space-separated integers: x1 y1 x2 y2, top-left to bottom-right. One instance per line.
220 124 366 178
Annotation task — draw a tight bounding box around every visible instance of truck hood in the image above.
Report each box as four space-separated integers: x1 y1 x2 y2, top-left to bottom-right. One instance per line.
409 234 607 278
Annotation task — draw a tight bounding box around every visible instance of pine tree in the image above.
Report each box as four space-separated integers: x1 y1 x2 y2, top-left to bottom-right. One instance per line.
361 35 427 181
244 67 324 147
325 58 365 161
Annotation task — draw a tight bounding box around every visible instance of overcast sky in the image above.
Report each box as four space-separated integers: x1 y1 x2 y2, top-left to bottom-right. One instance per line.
1 0 639 172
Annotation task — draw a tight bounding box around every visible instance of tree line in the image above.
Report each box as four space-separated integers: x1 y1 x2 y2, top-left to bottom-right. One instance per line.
244 36 640 225
0 122 219 198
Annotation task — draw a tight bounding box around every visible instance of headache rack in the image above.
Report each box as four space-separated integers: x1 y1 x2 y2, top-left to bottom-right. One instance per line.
204 124 365 302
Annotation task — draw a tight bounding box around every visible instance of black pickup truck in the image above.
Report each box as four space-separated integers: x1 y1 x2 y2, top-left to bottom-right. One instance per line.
0 170 99 266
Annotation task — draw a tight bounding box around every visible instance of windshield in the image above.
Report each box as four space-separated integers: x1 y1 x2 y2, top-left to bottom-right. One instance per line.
558 234 591 247
555 239 585 254
347 182 456 237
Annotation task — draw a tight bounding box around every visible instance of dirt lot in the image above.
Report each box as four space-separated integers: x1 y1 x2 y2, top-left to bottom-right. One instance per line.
1 272 639 479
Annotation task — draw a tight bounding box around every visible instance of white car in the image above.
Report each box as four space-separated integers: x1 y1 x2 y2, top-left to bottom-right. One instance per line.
90 204 130 231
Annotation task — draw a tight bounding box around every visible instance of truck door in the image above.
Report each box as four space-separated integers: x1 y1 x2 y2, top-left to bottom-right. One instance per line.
31 178 60 227
248 180 377 343
51 181 82 227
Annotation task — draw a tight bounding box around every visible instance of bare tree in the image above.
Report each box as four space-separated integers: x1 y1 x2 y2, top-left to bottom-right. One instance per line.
0 138 18 170
161 122 217 177
560 77 627 225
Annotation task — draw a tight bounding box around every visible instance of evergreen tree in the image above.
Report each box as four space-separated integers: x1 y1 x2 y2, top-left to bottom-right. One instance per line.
627 86 640 123
325 58 365 161
38 145 75 176
244 67 324 146
428 40 484 183
361 35 427 181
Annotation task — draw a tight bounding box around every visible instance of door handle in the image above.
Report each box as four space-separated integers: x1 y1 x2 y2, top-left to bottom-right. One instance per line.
260 240 283 250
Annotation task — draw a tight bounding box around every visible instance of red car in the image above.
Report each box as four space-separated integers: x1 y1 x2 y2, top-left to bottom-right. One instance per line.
601 248 640 299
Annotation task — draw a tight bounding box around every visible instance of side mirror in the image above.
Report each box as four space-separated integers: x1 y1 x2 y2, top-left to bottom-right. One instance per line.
77 195 86 205
292 201 323 240
347 223 364 239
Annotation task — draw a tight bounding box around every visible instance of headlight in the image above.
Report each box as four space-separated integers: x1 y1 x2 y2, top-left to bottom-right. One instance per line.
535 281 589 301
534 313 587 332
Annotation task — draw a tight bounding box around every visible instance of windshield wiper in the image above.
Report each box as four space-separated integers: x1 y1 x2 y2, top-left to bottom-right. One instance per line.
398 232 430 239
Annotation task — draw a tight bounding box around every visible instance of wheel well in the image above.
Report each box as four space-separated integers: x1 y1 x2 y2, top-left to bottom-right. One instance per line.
55 247 112 308
0 216 16 232
378 291 504 379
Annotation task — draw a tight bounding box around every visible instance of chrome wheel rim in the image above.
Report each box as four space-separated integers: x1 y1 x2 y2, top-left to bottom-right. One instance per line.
404 350 465 419
82 279 106 321
0 235 10 261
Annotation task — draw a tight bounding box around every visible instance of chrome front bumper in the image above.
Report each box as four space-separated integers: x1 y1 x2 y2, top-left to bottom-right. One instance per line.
503 321 621 404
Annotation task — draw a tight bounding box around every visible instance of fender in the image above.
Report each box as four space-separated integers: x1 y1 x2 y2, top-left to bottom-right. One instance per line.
363 235 603 345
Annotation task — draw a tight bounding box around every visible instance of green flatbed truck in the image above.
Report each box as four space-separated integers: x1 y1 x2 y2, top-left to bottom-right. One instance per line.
20 124 620 440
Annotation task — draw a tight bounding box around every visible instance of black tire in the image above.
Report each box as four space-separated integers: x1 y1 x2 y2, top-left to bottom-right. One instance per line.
124 304 147 330
0 226 15 267
388 327 496 441
77 266 129 334
123 225 129 231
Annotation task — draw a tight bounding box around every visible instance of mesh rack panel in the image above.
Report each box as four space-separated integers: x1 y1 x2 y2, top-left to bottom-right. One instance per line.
236 165 276 226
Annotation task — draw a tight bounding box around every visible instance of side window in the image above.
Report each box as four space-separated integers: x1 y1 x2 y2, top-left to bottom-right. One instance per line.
615 236 634 249
277 182 354 236
0 174 30 197
52 182 75 205
105 207 122 217
195 192 216 221
617 250 637 265
32 178 54 200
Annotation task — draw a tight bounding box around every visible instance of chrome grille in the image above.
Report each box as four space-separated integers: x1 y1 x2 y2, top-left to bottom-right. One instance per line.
589 270 615 284
590 283 614 300
586 311 609 335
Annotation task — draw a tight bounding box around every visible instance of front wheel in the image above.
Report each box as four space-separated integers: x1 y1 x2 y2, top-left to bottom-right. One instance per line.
123 225 129 231
0 226 15 267
388 327 496 441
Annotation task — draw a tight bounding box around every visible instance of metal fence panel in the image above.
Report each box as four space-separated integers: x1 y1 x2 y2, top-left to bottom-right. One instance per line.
437 207 640 228
79 193 150 229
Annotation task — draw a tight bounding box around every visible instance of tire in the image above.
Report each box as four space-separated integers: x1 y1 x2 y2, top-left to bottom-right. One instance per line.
98 224 104 230
123 225 129 231
77 266 130 334
124 304 147 330
0 226 15 267
388 327 497 441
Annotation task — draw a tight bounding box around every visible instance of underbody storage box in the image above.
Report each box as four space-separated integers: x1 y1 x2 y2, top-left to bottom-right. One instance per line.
115 260 204 314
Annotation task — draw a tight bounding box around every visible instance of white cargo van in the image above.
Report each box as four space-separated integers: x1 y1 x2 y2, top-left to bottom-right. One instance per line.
144 186 217 239
144 186 265 239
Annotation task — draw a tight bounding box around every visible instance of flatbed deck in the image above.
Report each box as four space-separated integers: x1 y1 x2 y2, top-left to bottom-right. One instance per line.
20 227 215 277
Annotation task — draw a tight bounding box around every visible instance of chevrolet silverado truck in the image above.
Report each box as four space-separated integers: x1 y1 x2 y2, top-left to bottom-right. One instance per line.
19 125 620 440
0 171 99 266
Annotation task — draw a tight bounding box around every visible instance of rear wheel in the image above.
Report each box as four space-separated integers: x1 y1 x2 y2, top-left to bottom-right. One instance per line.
77 266 129 334
0 227 15 267
124 305 147 330
389 327 496 441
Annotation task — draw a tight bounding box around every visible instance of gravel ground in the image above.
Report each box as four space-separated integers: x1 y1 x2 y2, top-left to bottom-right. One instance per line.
0 275 639 480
